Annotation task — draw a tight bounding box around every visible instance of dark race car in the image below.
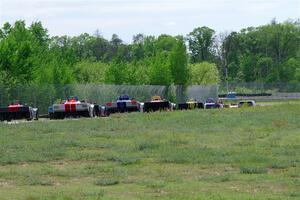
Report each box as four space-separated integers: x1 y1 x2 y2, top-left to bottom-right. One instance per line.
177 99 204 110
238 100 256 108
142 96 175 112
48 96 95 119
0 102 38 122
104 95 141 114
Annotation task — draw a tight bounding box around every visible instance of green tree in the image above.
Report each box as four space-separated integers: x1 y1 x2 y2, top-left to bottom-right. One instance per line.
187 26 216 63
0 21 44 85
169 36 189 85
189 62 220 85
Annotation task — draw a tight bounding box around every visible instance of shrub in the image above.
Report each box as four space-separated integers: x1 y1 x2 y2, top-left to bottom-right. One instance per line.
24 176 53 186
290 192 300 197
105 153 141 165
240 166 267 174
136 140 158 151
95 178 119 186
270 162 290 169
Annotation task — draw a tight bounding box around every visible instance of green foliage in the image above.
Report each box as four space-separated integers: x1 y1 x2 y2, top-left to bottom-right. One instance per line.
223 20 300 82
187 26 216 63
95 179 119 186
169 36 189 85
189 62 220 85
0 21 40 85
105 61 127 84
148 52 173 85
240 166 268 174
73 60 108 84
1 20 300 87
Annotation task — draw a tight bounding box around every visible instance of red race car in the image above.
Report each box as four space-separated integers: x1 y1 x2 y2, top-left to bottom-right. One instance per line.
0 102 38 122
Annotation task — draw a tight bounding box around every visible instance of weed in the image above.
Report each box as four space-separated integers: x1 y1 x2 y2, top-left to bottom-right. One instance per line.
240 166 268 174
24 175 53 186
95 178 119 186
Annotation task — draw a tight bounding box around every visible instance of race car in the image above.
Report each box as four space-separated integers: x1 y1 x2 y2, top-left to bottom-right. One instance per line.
104 95 141 114
204 98 223 109
238 100 256 108
177 99 204 110
48 96 95 119
0 102 38 122
143 96 175 112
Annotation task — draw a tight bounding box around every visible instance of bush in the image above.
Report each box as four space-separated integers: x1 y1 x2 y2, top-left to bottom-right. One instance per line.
95 178 119 186
24 176 53 186
240 166 267 174
270 160 297 169
105 153 141 165
290 192 300 197
136 140 158 151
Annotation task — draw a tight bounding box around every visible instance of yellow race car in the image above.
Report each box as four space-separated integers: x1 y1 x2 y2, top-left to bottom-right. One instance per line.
177 99 204 110
142 96 175 112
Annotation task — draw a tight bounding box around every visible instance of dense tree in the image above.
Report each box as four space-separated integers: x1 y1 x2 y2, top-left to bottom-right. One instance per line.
0 19 300 88
0 21 42 85
215 20 300 83
187 26 216 63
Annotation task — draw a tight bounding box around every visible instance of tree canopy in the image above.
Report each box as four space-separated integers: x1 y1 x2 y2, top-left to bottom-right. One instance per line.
0 19 299 87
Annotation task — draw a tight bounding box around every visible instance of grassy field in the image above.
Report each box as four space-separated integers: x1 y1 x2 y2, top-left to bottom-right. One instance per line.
0 103 300 200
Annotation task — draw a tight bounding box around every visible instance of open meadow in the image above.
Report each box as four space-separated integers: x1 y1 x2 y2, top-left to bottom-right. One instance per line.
0 103 300 200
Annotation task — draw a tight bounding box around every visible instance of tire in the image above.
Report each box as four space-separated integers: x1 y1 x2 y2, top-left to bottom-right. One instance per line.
104 110 110 117
35 111 39 121
93 109 96 117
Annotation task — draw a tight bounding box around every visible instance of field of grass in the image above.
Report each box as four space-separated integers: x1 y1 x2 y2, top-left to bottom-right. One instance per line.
0 103 300 200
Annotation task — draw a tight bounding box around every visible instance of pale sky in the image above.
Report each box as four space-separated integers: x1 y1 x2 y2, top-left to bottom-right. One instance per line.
0 0 299 42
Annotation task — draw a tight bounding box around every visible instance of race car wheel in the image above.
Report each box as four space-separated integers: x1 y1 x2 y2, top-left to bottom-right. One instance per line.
27 112 33 121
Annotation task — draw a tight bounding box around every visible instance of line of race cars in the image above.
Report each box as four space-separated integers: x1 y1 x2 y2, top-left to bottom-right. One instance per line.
0 95 256 122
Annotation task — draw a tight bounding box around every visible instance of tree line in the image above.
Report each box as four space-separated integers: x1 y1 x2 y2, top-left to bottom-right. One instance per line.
0 19 299 87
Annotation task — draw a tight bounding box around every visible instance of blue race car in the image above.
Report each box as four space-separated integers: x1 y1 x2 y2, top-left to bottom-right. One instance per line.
104 95 141 114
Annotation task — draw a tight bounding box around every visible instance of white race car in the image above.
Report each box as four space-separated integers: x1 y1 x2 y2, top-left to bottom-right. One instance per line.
48 96 95 119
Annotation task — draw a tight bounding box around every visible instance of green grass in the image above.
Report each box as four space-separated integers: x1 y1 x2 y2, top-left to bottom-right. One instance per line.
0 103 300 199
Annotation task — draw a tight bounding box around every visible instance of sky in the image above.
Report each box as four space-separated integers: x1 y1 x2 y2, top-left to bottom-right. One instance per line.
0 0 299 43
